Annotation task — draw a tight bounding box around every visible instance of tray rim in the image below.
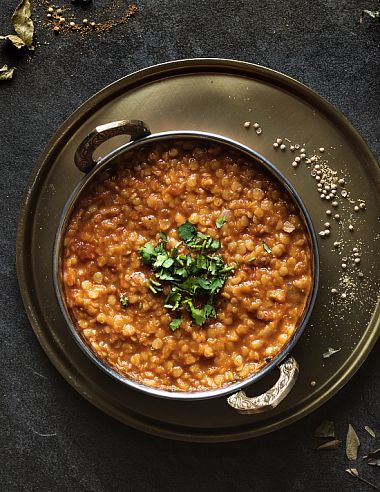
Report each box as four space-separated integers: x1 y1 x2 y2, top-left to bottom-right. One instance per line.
16 58 380 442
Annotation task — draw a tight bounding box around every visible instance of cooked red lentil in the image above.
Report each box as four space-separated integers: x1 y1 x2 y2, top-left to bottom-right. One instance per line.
62 140 312 392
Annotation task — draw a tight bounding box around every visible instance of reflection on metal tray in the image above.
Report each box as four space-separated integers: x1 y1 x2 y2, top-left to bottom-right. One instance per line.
16 59 380 442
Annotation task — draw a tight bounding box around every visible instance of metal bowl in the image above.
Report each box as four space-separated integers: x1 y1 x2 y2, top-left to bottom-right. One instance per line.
53 119 319 413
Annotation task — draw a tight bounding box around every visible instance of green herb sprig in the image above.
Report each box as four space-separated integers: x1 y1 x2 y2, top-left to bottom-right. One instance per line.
139 222 234 330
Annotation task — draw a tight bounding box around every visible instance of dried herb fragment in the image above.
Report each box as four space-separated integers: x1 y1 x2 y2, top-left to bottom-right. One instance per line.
316 439 341 450
346 424 360 460
263 241 271 253
323 347 341 358
360 9 380 22
0 65 15 80
364 448 380 466
314 420 335 438
119 294 129 307
0 34 26 49
169 317 183 332
346 468 380 491
12 0 34 49
346 468 359 478
365 426 376 438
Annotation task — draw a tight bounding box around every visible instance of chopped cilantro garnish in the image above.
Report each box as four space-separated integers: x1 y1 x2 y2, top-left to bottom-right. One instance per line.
215 216 227 229
263 241 272 254
119 295 129 308
169 317 183 332
138 222 234 329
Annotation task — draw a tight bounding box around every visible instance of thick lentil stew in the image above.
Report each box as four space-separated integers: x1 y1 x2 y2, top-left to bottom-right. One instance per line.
62 140 313 392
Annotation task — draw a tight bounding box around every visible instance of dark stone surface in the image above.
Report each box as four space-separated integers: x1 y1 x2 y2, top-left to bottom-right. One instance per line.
0 0 379 490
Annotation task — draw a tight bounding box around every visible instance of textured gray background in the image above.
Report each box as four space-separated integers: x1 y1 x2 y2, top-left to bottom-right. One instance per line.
0 0 379 491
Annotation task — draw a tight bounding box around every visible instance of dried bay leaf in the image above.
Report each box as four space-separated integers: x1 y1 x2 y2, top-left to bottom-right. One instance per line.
346 424 360 460
316 439 341 450
0 34 26 49
364 448 380 466
365 426 376 438
12 0 34 49
314 420 335 438
0 65 15 80
323 347 341 358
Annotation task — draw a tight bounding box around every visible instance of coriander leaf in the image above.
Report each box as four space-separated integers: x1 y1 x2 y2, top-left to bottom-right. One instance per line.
185 300 207 326
139 243 156 264
178 221 197 243
164 290 182 311
159 231 167 241
169 317 183 331
0 65 15 81
209 238 221 251
216 216 227 229
119 295 129 308
12 0 34 49
263 241 272 254
154 254 168 268
162 258 174 268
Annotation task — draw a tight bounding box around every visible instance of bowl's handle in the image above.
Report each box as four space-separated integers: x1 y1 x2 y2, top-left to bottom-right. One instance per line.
74 120 151 173
227 356 299 414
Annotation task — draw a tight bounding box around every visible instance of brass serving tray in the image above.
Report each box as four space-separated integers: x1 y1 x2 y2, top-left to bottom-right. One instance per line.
16 59 380 442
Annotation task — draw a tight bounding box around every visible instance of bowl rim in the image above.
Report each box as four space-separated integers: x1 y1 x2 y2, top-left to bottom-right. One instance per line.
53 130 320 401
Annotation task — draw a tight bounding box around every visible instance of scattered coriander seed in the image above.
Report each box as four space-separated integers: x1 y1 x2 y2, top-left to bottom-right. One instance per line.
353 247 358 253
291 161 298 168
48 6 54 12
311 171 316 177
300 153 306 159
290 145 295 151
324 185 331 191
354 258 361 264
338 178 345 185
319 231 326 237
47 13 52 18
255 128 262 135
324 222 330 228
324 229 330 236
314 164 320 170
341 190 348 198
273 142 279 148
320 193 325 198
332 201 338 207
90 21 96 27
319 147 325 152
320 179 326 184
253 122 260 129
331 288 338 294
83 18 89 24
333 241 339 247
306 159 311 164
69 21 75 26
317 183 323 189
310 380 316 387
316 176 321 182
300 148 306 153
280 144 286 150
353 252 360 257
341 293 347 299
59 17 65 23
331 189 337 195
334 214 340 220
311 157 317 163
316 170 322 176
358 272 364 278
342 256 348 262
326 210 332 216
359 202 366 209
56 8 62 14
276 138 282 144
348 225 354 231
354 205 359 212
295 144 300 149
331 183 337 189
342 263 347 269
243 121 251 128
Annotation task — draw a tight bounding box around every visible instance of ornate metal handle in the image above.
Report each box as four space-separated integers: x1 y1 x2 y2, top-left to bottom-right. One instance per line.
227 356 299 414
74 120 151 173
